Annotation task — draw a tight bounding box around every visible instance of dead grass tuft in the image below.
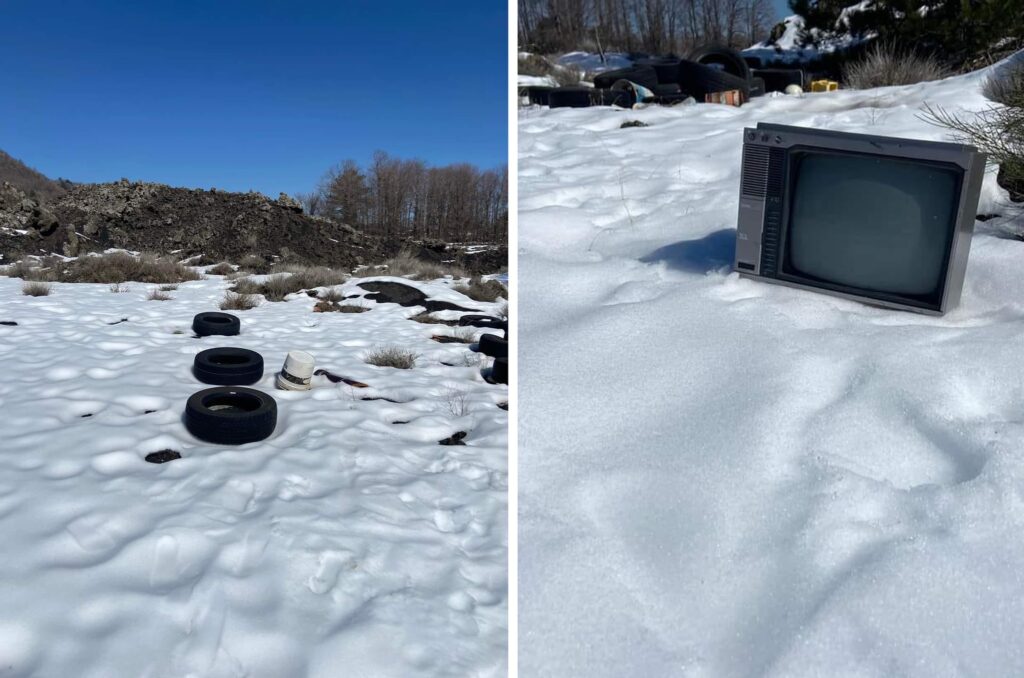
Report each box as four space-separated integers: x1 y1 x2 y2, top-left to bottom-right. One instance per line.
147 288 172 301
61 252 201 284
231 277 263 295
207 262 235 276
239 254 273 274
454 276 506 302
408 311 459 326
220 291 259 311
364 346 418 369
377 249 466 280
22 281 51 296
843 41 948 89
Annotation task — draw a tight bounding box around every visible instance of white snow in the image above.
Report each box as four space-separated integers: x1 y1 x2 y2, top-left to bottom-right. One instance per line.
744 13 873 65
519 58 1024 676
0 271 507 677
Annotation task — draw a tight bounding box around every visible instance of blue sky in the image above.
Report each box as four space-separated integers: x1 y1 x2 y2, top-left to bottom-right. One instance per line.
0 1 507 196
772 0 793 20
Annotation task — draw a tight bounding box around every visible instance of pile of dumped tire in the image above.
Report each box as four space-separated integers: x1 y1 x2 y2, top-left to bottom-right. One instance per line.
180 308 509 448
520 45 805 109
185 312 277 446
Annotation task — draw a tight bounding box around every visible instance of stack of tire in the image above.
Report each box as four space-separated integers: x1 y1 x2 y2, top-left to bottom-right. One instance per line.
184 312 278 445
522 46 767 110
460 314 509 385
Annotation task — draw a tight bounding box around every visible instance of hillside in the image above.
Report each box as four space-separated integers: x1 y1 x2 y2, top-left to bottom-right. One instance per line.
0 179 506 273
519 55 1024 675
0 150 71 202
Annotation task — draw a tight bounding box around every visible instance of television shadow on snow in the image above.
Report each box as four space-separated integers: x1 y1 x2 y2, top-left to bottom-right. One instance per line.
640 228 736 274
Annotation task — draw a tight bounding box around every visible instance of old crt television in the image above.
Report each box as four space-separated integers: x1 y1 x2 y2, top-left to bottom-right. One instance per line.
734 123 986 315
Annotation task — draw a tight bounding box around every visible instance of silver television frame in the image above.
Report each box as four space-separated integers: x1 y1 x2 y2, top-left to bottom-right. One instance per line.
734 122 986 315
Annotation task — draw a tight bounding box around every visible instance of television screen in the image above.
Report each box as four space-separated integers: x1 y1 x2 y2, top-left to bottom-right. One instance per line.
783 150 960 305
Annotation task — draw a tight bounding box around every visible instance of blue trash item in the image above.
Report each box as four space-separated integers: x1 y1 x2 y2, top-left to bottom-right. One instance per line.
611 79 656 103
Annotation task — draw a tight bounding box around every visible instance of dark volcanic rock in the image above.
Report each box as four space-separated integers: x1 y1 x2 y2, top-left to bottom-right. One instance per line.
358 281 476 312
438 431 468 446
2 179 386 267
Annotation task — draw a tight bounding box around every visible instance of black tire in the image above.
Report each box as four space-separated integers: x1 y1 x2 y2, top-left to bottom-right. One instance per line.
192 312 240 337
458 314 508 332
593 65 659 91
476 333 508 359
184 387 277 445
688 45 751 82
592 88 635 107
750 76 765 98
635 58 681 85
491 357 508 385
520 85 553 106
548 87 594 108
677 60 750 100
193 347 264 386
751 68 805 93
651 83 682 95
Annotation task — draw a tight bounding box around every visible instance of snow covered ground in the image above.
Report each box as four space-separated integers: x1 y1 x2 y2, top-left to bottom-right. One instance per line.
0 270 507 677
519 58 1024 675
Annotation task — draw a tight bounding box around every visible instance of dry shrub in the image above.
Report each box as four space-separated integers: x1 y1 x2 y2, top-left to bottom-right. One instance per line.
62 252 201 284
184 253 217 266
259 274 299 302
408 311 459 326
147 288 172 301
455 276 506 302
518 54 582 86
22 281 51 296
256 266 347 301
231 277 263 295
437 327 476 344
983 60 1024 106
379 249 465 280
338 304 368 313
318 288 344 303
3 256 63 281
220 291 259 311
843 41 947 89
364 346 418 369
519 54 555 77
923 78 1024 205
207 262 234 275
109 282 129 293
225 270 252 280
239 254 273 274
159 283 178 291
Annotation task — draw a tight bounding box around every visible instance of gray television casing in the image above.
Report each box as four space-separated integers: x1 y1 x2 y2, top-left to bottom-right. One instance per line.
734 122 986 315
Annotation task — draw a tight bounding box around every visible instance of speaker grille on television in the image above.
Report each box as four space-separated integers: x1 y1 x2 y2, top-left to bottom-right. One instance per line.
741 145 770 197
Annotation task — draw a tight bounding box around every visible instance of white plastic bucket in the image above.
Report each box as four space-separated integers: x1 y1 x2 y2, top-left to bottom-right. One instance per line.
276 350 315 391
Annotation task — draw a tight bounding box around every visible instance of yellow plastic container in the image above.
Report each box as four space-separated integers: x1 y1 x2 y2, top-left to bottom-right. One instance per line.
810 79 839 92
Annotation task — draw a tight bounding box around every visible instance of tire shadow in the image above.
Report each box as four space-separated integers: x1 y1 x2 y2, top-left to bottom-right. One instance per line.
640 228 736 274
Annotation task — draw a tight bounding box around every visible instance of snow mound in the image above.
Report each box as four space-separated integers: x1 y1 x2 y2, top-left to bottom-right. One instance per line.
744 12 874 65
0 273 507 677
519 59 1024 676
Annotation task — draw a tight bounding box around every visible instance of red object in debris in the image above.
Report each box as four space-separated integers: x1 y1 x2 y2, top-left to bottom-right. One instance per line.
704 89 745 106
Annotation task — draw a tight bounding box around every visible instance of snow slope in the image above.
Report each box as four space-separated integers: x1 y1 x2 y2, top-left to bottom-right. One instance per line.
519 61 1024 676
0 270 507 677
